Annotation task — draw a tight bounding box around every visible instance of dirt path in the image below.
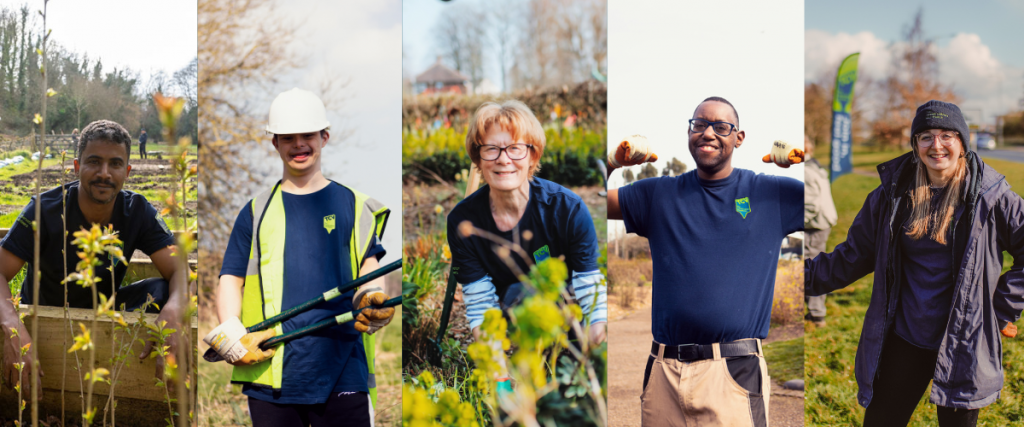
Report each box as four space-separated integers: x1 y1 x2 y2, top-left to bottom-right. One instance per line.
608 306 804 426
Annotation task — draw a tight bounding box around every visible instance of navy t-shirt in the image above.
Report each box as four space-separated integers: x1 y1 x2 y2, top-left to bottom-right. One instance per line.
618 169 803 345
220 183 385 404
0 182 175 308
447 178 600 298
894 187 958 350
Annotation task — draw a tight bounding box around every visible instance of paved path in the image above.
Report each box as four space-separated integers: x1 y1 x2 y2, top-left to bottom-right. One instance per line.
980 148 1024 164
608 306 804 426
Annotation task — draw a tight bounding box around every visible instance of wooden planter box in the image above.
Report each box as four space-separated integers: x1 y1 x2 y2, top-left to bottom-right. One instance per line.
0 305 199 426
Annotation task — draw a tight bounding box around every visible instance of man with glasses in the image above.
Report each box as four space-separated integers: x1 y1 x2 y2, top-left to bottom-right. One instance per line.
608 97 803 426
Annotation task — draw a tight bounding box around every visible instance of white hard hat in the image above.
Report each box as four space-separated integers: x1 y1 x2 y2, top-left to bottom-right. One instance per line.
265 88 330 135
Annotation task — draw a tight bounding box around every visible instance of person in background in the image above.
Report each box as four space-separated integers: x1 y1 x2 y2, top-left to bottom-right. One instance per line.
139 128 148 160
803 134 838 327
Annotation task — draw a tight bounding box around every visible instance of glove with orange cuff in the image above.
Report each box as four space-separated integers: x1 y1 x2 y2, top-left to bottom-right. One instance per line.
608 135 658 168
202 316 277 365
761 139 805 168
354 289 395 334
1002 322 1017 338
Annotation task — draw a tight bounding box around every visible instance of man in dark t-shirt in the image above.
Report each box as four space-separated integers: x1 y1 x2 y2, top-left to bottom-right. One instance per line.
608 97 804 426
0 119 190 397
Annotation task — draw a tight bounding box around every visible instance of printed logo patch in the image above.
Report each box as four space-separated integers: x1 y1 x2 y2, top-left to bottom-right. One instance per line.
533 245 551 263
156 213 171 235
324 214 336 234
735 197 751 219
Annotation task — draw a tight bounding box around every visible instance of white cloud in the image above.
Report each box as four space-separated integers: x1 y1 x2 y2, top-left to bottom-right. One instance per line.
804 29 889 82
806 29 1022 123
937 33 1021 120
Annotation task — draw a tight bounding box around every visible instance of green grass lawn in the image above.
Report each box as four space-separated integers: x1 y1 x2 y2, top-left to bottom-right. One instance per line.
765 337 804 384
805 149 1024 426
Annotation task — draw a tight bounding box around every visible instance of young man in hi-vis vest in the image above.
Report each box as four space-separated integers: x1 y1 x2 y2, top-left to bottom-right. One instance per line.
206 88 395 427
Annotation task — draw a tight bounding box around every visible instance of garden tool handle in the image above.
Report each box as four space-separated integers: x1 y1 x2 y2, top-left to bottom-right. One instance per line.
435 267 460 344
247 258 403 333
258 296 402 350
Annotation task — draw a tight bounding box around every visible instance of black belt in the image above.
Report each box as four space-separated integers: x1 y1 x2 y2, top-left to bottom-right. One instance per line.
653 340 760 361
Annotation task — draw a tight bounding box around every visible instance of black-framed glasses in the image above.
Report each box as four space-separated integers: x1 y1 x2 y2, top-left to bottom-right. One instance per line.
916 131 959 148
478 144 533 161
688 118 737 136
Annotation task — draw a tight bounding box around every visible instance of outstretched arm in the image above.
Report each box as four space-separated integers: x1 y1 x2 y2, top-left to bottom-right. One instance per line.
608 136 658 221
805 187 883 296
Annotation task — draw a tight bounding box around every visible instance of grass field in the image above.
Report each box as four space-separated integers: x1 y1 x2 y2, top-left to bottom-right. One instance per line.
805 148 1024 426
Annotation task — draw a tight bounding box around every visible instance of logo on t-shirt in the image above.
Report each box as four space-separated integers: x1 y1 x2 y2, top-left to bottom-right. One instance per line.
533 245 551 263
155 213 171 236
324 214 336 234
735 197 751 219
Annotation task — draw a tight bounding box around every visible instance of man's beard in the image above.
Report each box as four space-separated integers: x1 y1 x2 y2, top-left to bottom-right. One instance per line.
690 144 732 176
86 179 118 204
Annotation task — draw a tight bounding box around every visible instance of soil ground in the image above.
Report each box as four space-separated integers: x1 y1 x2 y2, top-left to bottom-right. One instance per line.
608 305 804 427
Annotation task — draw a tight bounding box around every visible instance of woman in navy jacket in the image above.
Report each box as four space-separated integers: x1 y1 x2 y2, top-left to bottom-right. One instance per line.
806 100 1024 427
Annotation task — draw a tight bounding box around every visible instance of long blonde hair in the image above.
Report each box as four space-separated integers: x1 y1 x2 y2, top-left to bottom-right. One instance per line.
905 153 966 244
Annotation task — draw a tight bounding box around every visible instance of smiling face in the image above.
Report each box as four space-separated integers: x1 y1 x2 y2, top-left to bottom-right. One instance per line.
75 139 131 205
478 125 531 192
273 131 327 176
914 128 963 179
688 100 745 180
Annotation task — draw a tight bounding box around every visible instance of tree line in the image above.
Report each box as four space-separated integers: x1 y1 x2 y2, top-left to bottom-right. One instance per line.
422 0 606 93
0 3 197 146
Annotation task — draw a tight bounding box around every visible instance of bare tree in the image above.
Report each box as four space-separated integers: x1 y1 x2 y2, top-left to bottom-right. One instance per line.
491 2 519 92
198 0 302 253
434 3 487 91
173 57 198 107
872 8 958 149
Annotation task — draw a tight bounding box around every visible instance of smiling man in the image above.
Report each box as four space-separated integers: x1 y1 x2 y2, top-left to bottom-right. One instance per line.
0 119 190 394
608 97 804 427
211 88 394 427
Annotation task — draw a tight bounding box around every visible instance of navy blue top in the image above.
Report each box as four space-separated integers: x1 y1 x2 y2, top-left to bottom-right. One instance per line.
0 182 174 308
447 177 600 299
895 188 958 350
220 183 385 404
618 169 803 345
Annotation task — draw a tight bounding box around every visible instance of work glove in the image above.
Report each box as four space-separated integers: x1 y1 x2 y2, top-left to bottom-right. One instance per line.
202 316 277 365
608 135 658 168
762 139 805 168
1003 322 1017 338
354 291 395 334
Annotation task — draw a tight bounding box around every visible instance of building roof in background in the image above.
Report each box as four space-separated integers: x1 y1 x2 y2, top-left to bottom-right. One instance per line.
416 57 469 85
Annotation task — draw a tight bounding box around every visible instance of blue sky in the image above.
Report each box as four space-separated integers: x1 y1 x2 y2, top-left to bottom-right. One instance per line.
806 0 1024 124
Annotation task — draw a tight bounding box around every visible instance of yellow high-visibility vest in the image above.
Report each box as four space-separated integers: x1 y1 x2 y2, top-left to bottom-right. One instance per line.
231 180 390 407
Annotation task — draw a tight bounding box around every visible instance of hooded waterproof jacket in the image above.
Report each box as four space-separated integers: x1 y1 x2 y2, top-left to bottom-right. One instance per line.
805 151 1024 409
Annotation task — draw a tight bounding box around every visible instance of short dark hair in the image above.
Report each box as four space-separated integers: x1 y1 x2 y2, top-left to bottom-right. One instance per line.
700 96 739 128
79 120 132 160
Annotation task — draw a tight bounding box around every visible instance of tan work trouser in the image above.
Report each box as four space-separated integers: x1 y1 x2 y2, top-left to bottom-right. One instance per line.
640 340 770 427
